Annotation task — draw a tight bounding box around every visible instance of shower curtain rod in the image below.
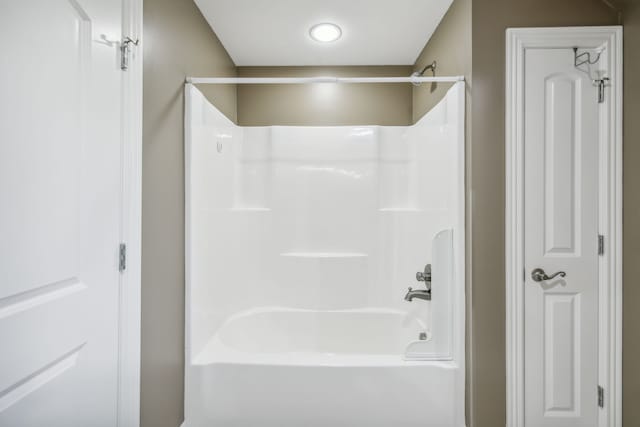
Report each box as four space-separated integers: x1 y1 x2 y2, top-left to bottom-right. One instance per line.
185 76 465 84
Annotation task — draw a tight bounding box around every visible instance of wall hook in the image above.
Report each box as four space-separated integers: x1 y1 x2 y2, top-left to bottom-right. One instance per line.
573 47 602 67
121 37 140 71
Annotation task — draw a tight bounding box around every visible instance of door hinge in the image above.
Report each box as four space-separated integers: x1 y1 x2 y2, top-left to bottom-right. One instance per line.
598 234 605 256
120 37 139 71
598 385 604 408
119 243 127 272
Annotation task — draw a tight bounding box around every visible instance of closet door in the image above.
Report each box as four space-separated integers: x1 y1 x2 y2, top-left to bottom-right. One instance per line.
523 47 600 427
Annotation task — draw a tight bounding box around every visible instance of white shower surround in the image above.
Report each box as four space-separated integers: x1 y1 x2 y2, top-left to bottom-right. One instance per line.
185 82 466 427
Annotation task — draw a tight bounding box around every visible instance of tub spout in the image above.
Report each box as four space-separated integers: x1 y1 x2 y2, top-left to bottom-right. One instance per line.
404 287 431 302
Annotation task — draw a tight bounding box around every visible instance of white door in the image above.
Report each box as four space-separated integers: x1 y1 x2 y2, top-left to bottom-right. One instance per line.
0 0 127 425
523 48 600 426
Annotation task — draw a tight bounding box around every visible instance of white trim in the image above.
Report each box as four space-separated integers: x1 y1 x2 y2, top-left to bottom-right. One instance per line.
453 81 467 427
117 0 143 426
505 26 622 427
186 75 465 84
183 83 194 413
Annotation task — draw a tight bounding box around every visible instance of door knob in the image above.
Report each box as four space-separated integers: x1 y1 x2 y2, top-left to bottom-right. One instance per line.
531 268 566 282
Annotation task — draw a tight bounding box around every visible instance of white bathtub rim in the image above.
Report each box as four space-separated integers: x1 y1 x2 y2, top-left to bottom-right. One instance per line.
192 333 461 368
192 344 461 369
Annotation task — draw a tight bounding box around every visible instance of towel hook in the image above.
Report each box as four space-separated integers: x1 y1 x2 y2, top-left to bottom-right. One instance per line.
573 47 602 67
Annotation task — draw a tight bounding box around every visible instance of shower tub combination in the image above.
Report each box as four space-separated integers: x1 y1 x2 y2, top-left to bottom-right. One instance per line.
185 82 465 427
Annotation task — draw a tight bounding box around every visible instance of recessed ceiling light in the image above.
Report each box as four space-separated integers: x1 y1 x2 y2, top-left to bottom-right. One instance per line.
309 23 342 43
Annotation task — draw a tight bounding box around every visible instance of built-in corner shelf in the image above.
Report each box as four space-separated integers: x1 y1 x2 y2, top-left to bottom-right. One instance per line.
228 207 271 212
378 207 422 212
279 252 368 259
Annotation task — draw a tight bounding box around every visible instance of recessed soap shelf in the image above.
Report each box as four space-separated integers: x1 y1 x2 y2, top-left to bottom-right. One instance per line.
228 207 271 212
378 207 422 212
280 252 368 258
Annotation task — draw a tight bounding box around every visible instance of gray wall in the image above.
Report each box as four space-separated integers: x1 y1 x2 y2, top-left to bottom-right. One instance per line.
141 1 236 426
470 0 619 426
622 0 640 424
237 66 413 126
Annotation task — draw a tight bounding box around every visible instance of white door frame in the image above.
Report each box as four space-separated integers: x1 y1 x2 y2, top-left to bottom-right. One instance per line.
505 26 623 427
118 0 143 425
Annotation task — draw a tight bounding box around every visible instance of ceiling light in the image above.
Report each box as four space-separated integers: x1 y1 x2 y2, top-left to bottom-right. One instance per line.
309 23 342 43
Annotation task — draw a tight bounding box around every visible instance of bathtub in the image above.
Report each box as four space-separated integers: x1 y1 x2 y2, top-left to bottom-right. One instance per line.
185 83 466 427
185 307 461 427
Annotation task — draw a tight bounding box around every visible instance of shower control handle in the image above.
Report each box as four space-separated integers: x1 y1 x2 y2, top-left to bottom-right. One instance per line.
416 264 431 283
531 268 566 282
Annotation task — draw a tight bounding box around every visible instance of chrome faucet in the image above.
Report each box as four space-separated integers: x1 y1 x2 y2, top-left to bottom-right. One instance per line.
405 264 432 301
405 287 431 301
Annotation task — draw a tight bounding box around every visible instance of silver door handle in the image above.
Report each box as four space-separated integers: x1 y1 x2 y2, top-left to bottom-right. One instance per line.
531 268 566 282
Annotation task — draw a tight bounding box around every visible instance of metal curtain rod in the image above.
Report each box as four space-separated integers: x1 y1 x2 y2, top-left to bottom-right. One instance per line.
185 75 464 84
